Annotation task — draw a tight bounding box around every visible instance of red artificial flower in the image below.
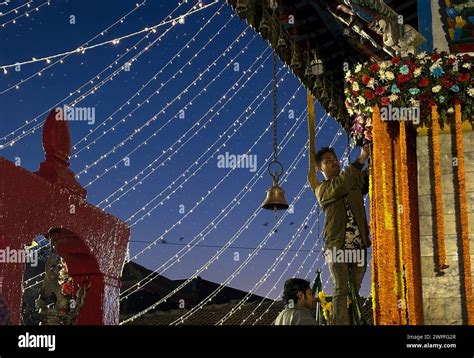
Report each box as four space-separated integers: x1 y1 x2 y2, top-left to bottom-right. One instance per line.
375 86 385 96
365 89 375 100
361 75 371 85
406 61 416 71
463 54 471 62
459 72 470 82
431 52 441 61
441 76 453 88
418 77 429 87
62 281 75 296
352 90 359 97
381 97 390 106
397 73 411 84
447 57 456 65
391 56 400 65
370 63 380 73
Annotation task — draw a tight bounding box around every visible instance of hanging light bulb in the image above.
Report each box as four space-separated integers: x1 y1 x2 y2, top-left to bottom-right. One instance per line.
261 52 289 215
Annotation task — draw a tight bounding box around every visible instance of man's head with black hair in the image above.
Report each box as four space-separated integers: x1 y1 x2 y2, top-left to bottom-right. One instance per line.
315 147 340 179
282 278 316 310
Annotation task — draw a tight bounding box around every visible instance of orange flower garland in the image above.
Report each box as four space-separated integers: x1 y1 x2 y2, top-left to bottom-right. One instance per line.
454 104 474 324
431 105 448 270
371 105 400 324
399 122 419 324
383 133 399 324
370 105 382 324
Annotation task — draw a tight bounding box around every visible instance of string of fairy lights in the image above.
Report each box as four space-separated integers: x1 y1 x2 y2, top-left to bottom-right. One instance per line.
216 150 350 325
10 1 367 324
179 129 347 325
16 0 221 290
100 55 280 214
74 27 253 179
23 88 315 294
71 2 231 154
0 0 34 18
0 0 35 18
165 174 315 325
122 84 304 270
21 30 288 290
0 0 51 28
119 100 316 299
0 0 213 147
0 0 149 95
120 116 337 324
122 176 310 325
0 1 216 71
96 51 279 212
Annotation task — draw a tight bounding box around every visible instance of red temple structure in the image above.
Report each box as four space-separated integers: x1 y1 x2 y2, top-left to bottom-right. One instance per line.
0 109 130 325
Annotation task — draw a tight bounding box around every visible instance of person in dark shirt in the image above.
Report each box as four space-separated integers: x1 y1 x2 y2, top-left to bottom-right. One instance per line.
274 278 317 325
308 144 371 325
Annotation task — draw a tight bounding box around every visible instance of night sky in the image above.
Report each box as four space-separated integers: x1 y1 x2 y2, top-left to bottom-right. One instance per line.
0 0 371 302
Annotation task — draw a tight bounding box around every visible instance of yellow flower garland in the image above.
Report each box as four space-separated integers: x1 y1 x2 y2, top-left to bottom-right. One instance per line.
370 105 382 324
318 291 333 323
369 168 379 325
454 104 474 324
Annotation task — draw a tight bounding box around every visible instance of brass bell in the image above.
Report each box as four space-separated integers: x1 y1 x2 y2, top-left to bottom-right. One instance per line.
235 0 248 14
328 97 337 114
336 104 346 121
290 46 301 70
320 83 329 102
262 174 289 211
313 75 323 90
277 36 287 52
305 63 314 80
258 11 271 37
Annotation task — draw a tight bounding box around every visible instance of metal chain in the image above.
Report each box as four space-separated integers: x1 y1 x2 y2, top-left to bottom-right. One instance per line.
272 50 278 162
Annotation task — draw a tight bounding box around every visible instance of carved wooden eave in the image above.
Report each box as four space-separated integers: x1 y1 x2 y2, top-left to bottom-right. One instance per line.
226 0 424 131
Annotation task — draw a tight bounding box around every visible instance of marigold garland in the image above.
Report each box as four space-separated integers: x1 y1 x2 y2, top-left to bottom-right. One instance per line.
394 143 407 325
399 122 420 324
370 105 382 324
371 105 400 324
431 105 448 270
454 104 474 324
383 132 400 324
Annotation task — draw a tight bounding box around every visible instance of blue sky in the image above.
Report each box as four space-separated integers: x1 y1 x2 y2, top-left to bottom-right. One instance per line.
0 0 371 301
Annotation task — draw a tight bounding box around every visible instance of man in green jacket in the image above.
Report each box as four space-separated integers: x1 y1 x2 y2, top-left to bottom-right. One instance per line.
308 144 371 325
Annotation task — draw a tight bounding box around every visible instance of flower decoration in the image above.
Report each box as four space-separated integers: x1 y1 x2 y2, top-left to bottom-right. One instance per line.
344 51 473 144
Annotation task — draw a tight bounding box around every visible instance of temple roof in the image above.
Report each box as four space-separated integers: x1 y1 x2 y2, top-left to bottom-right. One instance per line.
226 0 422 129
